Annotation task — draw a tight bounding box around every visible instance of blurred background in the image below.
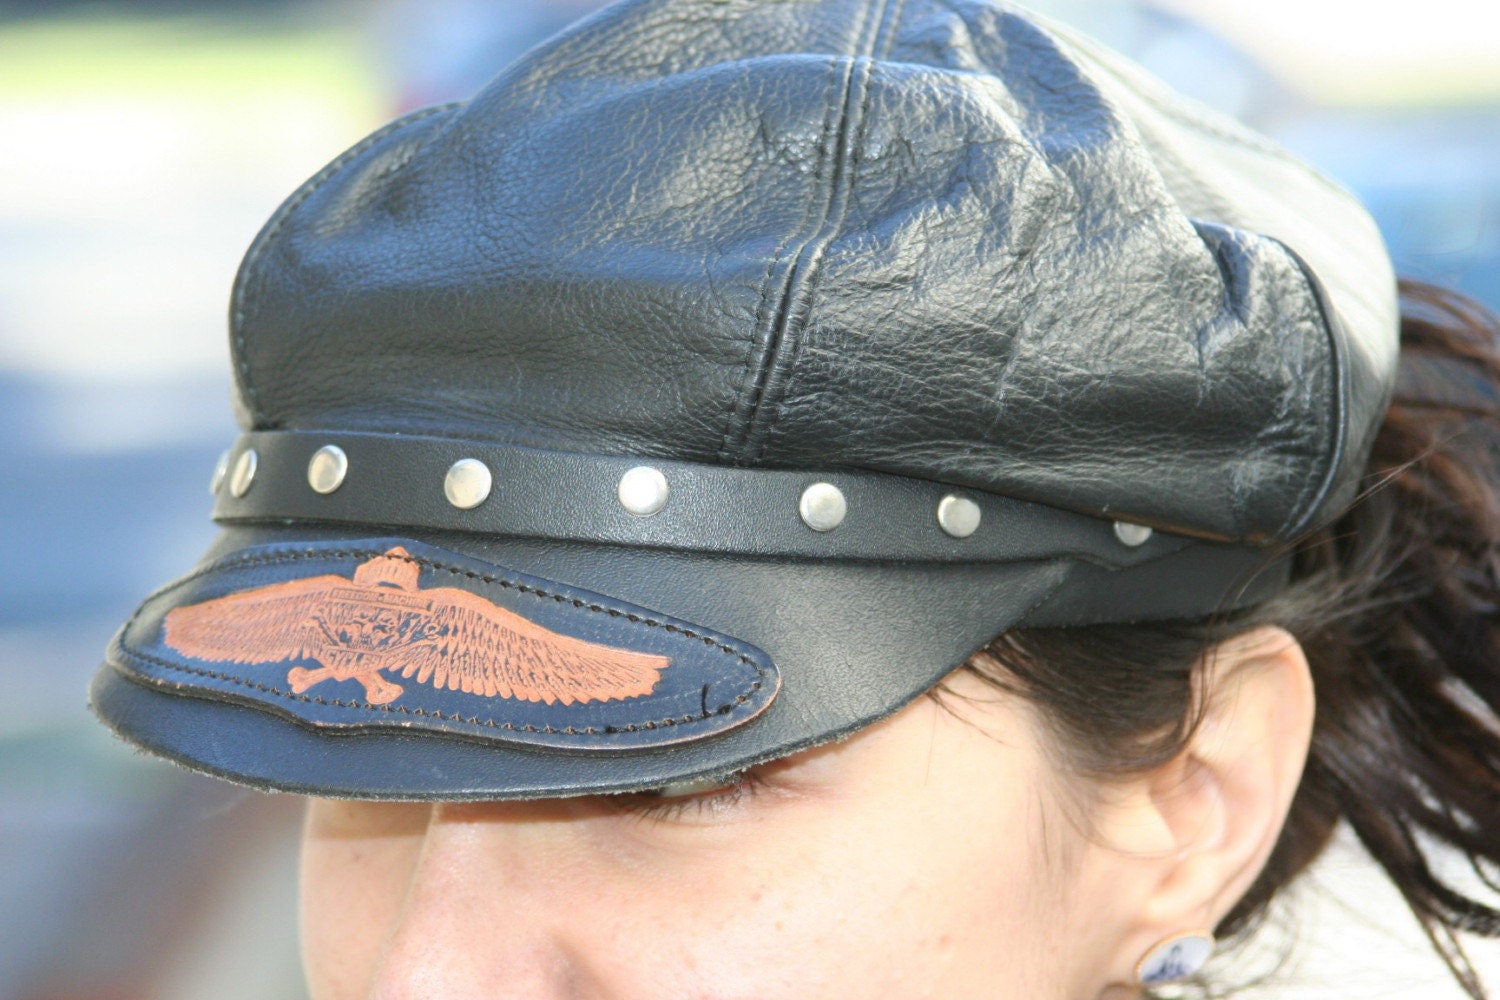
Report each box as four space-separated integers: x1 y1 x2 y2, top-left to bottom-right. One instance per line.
1 0 1497 997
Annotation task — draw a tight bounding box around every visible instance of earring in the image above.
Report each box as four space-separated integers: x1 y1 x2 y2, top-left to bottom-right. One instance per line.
1135 931 1216 986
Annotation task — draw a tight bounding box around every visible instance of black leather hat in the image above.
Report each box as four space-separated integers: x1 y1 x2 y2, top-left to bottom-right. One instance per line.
90 0 1398 800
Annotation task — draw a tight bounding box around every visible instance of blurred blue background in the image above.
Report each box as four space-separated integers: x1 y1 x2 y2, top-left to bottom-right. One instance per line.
1 1 1496 997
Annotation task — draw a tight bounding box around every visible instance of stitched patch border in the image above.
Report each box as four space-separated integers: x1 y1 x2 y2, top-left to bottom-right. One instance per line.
109 539 779 752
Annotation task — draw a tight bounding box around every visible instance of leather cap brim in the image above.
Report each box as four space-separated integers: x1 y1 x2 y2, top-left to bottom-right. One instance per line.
89 521 1274 801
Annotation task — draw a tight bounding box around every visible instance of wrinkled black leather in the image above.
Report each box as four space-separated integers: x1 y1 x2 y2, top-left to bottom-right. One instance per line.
231 0 1396 544
92 0 1400 799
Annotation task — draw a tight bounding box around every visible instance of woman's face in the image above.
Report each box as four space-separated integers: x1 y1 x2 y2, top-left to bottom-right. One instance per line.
300 669 1141 1000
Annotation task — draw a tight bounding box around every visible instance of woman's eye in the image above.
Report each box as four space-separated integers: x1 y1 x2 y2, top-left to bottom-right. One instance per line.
612 770 764 822
654 774 740 798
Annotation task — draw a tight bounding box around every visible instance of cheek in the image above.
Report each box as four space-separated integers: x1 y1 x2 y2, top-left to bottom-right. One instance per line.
300 800 429 1000
293 696 1086 1000
637 823 1038 999
594 752 1072 997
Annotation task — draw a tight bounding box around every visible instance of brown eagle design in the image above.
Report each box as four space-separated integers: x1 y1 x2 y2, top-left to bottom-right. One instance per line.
161 547 670 706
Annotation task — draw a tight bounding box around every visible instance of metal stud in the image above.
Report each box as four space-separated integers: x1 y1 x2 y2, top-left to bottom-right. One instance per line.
444 458 492 510
209 449 230 496
617 466 669 516
937 494 982 539
798 482 847 532
1114 521 1153 547
228 449 258 498
307 445 349 495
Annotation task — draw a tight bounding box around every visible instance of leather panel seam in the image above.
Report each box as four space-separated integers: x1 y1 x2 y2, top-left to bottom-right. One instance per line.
749 53 879 460
718 55 852 463
719 0 895 463
871 0 908 60
746 0 903 460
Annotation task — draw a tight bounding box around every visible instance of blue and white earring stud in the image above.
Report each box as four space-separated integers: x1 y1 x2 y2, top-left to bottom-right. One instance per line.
1135 931 1215 986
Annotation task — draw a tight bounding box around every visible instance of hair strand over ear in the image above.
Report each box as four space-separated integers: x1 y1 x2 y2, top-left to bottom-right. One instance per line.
953 280 1500 999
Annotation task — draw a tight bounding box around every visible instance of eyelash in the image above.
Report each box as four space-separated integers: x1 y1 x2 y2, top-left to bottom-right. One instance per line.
616 770 766 823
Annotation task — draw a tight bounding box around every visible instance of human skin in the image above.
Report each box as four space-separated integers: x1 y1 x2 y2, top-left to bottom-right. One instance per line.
300 628 1314 1000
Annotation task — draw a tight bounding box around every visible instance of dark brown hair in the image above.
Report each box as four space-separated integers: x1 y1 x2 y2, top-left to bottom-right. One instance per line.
958 280 1500 998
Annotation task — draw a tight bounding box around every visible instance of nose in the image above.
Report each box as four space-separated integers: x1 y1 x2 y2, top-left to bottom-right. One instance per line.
364 802 605 1000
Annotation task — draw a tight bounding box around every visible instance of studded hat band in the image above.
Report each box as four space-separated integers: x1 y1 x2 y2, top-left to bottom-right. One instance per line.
208 430 1279 578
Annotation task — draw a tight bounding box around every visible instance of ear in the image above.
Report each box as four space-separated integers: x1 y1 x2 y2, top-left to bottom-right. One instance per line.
1097 625 1315 989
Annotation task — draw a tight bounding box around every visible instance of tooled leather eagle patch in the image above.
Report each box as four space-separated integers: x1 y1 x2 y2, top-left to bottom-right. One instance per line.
161 547 671 707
